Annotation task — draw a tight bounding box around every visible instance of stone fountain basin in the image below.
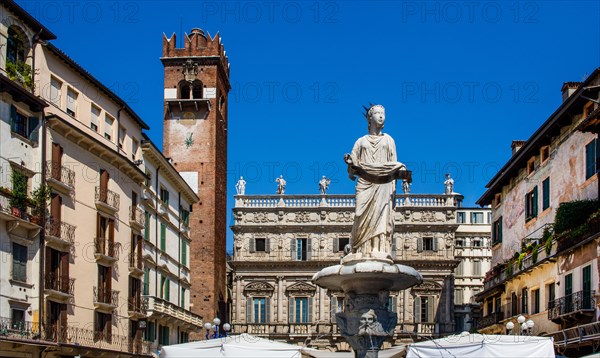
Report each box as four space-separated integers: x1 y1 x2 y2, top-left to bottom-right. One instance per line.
312 260 423 295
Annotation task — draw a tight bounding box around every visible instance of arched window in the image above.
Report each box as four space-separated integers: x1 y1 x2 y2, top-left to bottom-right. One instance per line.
7 26 27 64
178 81 190 99
192 80 203 99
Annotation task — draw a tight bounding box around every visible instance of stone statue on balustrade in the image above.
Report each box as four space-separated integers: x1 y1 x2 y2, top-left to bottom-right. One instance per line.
344 104 410 260
402 179 410 194
276 175 286 195
319 176 331 195
444 173 454 194
235 176 246 195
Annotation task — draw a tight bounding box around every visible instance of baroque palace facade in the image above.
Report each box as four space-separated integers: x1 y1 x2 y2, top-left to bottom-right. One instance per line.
230 192 491 350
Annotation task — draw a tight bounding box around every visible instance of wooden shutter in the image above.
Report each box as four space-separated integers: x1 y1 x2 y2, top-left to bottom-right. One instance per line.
265 238 270 253
28 116 40 142
10 105 17 132
60 303 67 333
532 186 538 217
498 217 503 243
391 296 398 313
51 143 62 180
414 296 421 323
433 237 438 252
181 240 187 265
144 211 150 241
108 219 115 257
307 297 313 323
249 238 255 253
100 169 109 192
246 297 252 323
60 252 69 293
290 239 297 260
51 193 61 222
160 224 166 250
288 297 295 323
330 296 336 323
265 297 271 323
417 238 423 253
427 296 435 322
306 239 312 260
333 238 339 252
165 279 170 301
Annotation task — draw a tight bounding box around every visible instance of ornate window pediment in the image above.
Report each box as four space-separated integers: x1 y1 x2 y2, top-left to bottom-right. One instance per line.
286 282 316 296
412 281 442 295
244 281 274 296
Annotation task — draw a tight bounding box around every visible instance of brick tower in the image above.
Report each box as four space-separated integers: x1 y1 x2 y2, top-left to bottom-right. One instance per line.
161 28 230 328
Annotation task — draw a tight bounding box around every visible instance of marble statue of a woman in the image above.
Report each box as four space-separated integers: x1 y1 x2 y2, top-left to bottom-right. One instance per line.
344 105 409 259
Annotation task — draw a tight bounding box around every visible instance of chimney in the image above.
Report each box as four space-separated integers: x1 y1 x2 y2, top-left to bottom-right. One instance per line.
561 82 582 102
511 140 526 155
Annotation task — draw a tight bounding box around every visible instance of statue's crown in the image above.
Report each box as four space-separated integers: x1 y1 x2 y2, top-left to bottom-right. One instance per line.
362 104 385 119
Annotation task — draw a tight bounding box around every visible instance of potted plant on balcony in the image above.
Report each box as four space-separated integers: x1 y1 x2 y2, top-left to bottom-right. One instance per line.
30 184 51 225
6 60 34 91
9 171 28 218
543 226 553 255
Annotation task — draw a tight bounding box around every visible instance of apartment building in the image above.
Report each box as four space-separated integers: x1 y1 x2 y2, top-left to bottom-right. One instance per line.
476 70 599 356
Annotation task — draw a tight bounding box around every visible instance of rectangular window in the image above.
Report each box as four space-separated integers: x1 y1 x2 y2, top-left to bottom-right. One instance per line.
181 208 190 226
338 237 350 252
455 239 464 247
455 261 464 276
532 289 540 314
12 110 28 138
104 114 114 141
253 297 267 323
525 187 538 221
420 296 430 322
423 237 434 251
473 260 481 276
297 238 307 261
160 276 170 301
158 325 169 346
11 309 25 328
160 223 166 251
91 105 100 132
12 243 27 282
527 158 536 175
118 126 126 150
472 239 482 247
541 146 550 163
493 217 503 245
542 177 550 211
66 87 77 117
295 297 309 323
144 211 150 241
132 138 139 160
95 312 112 340
521 288 528 314
454 289 463 305
144 321 155 342
471 212 484 224
583 265 592 309
181 288 186 308
585 139 597 180
49 76 62 106
255 238 266 252
143 268 149 295
546 282 555 310
494 193 502 207
181 240 187 266
160 187 169 205
457 212 465 224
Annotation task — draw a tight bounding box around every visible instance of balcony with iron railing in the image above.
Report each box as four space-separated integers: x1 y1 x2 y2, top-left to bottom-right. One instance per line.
0 189 40 234
144 296 203 329
46 161 75 193
128 249 144 277
45 217 76 248
44 272 75 300
95 186 120 214
39 320 152 355
129 206 145 231
548 290 596 322
94 237 121 265
128 295 147 319
476 311 504 330
93 286 119 311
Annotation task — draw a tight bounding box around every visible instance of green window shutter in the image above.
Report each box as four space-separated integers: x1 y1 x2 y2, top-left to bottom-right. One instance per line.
165 279 170 301
532 186 538 217
10 105 17 132
165 190 169 205
246 297 252 323
427 296 434 322
181 240 187 266
265 297 271 323
306 239 312 260
308 297 313 323
143 269 149 295
290 239 297 260
28 116 40 143
160 223 166 250
565 274 573 296
586 140 597 179
144 211 150 241
499 217 503 243
288 297 295 323
583 266 591 293
542 178 550 210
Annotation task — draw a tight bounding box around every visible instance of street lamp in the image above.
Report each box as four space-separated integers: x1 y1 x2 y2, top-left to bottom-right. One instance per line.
205 317 231 339
505 315 535 336
505 321 515 335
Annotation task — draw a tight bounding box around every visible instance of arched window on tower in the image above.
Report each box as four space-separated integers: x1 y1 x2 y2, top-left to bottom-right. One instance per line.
6 26 27 65
178 81 191 99
192 80 203 99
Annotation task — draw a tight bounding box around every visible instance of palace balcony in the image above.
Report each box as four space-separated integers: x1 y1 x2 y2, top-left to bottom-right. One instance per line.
95 186 120 215
46 160 75 194
0 190 40 239
45 217 75 249
145 296 203 329
129 206 145 232
93 286 119 312
94 237 121 265
548 290 596 322
128 296 147 319
477 311 504 330
128 249 144 277
44 273 75 301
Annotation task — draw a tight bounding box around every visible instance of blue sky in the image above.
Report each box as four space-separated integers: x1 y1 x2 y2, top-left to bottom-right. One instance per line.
18 0 600 249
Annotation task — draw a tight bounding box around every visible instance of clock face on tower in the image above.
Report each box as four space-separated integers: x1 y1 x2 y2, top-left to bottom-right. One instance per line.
185 132 194 148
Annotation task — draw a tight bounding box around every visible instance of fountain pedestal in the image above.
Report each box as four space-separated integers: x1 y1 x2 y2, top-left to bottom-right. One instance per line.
312 259 422 358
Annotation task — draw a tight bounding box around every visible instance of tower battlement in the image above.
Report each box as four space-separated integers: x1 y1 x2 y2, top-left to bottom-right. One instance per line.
162 29 229 74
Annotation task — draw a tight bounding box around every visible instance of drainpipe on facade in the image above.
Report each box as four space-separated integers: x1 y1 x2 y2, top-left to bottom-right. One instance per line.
39 111 47 332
